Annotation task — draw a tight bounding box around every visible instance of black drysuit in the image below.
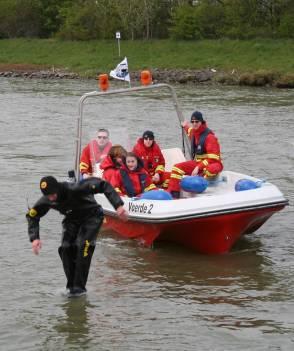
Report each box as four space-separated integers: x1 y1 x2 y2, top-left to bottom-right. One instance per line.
26 178 124 293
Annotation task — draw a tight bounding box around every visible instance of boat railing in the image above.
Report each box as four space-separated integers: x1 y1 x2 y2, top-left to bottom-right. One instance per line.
75 83 192 180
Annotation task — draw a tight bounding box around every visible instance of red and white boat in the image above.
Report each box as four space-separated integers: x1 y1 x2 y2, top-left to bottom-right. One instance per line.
74 82 288 254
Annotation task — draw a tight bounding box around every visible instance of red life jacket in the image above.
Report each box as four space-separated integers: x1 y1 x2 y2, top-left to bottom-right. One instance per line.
132 138 165 176
100 155 121 185
80 140 112 174
114 164 156 197
119 168 147 197
184 122 223 173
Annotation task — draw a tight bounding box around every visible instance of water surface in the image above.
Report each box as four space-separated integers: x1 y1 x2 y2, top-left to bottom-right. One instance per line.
0 78 293 350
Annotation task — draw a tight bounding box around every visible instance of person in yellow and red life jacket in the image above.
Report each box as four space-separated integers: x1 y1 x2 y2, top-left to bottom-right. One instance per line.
167 111 223 199
26 175 127 297
113 152 157 197
132 130 170 189
100 145 127 186
80 128 112 178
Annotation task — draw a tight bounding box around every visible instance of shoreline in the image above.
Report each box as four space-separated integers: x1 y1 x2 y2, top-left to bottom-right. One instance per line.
0 64 293 88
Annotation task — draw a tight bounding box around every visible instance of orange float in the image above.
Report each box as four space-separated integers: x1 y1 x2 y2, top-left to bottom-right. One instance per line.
98 74 109 91
140 70 152 86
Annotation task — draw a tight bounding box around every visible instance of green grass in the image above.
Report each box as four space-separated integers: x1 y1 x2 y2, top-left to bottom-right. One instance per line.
0 38 293 76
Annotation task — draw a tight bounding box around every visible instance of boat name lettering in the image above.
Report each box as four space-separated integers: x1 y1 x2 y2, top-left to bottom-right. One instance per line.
129 202 153 214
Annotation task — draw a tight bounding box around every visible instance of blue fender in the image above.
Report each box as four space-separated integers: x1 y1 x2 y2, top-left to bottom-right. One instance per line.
235 179 262 192
180 176 208 193
140 190 173 200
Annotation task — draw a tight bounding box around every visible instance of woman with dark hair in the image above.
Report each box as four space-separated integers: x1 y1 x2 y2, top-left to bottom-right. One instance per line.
100 144 127 186
113 152 157 197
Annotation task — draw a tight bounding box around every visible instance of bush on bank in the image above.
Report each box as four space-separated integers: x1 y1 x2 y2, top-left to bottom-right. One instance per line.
0 0 293 41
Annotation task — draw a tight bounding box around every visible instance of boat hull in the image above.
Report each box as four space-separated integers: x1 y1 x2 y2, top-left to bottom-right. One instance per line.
104 204 285 254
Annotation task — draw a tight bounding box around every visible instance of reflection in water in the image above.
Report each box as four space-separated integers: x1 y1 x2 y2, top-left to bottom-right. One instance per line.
53 298 92 349
128 238 271 298
98 233 292 334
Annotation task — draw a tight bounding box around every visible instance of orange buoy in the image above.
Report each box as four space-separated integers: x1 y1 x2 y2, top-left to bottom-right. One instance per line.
140 70 152 86
98 74 109 91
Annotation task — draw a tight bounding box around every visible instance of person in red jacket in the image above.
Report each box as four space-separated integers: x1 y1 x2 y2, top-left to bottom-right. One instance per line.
167 111 223 199
100 145 127 186
80 128 112 178
113 152 157 197
133 130 169 188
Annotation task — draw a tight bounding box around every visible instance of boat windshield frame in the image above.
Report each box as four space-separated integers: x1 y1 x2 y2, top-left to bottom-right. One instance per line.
75 83 191 180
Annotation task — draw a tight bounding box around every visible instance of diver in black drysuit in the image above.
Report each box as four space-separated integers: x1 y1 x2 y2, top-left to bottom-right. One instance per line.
26 176 127 296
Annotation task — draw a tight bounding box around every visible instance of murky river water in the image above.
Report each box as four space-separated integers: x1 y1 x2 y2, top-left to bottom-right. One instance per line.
0 77 293 350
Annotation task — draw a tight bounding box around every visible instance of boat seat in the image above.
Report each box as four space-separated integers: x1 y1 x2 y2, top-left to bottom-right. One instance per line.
162 147 186 172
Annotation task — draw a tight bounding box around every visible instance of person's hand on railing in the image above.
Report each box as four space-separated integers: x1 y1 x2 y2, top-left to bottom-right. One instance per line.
116 206 128 221
181 120 189 128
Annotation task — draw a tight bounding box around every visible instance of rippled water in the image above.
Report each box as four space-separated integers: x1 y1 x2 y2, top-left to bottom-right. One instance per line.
0 78 293 350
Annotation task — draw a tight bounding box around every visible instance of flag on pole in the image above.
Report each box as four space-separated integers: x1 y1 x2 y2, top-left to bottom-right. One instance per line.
110 57 130 82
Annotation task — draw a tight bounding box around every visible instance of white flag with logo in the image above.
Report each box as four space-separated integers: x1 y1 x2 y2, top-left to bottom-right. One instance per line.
110 57 130 82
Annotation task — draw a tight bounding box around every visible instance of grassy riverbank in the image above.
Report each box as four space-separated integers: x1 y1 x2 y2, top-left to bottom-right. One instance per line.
0 38 293 75
0 38 293 87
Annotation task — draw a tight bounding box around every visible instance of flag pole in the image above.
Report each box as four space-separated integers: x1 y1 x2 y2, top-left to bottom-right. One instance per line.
127 61 131 88
116 31 121 57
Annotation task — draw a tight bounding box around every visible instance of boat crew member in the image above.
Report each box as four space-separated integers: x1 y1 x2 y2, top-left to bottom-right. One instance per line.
133 130 170 188
26 176 127 296
100 144 127 186
113 152 157 197
167 111 223 199
80 128 112 178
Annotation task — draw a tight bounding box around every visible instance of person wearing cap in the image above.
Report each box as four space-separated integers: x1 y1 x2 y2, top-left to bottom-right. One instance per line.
167 111 223 199
132 130 169 188
80 128 112 178
26 175 127 297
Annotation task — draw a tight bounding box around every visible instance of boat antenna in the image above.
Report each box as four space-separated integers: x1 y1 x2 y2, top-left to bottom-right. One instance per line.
26 196 31 210
181 127 186 156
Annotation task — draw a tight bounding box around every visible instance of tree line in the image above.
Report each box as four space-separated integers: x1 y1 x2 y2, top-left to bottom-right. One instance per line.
0 0 293 40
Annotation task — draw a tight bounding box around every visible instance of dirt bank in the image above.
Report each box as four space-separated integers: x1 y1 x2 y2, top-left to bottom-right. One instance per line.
0 63 293 88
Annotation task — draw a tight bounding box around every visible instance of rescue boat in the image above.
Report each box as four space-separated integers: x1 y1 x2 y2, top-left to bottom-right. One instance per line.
73 79 288 254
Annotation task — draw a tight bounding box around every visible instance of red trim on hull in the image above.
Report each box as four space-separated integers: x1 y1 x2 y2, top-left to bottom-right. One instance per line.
104 205 285 254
